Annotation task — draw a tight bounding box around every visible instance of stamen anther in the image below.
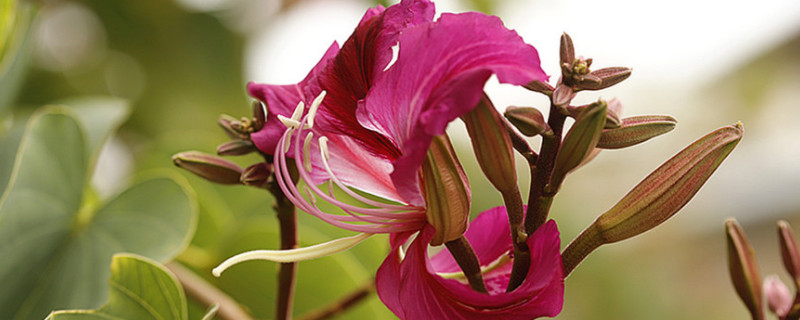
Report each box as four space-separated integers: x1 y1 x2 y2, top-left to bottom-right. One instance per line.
307 90 327 128
278 115 301 129
291 101 305 122
319 136 330 161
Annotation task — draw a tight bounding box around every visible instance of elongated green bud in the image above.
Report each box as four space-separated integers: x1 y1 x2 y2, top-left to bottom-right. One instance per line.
597 115 677 149
421 135 471 246
172 151 243 185
551 100 607 189
562 123 743 275
726 219 765 320
595 123 742 242
463 96 516 193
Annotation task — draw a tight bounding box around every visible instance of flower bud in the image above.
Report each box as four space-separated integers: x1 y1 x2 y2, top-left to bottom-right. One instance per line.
577 67 632 91
593 123 742 243
252 100 266 132
504 106 551 137
217 140 256 156
566 101 620 129
218 114 246 139
552 83 575 107
778 221 800 290
551 100 607 189
524 80 554 95
463 95 517 193
726 219 764 320
241 162 273 188
421 135 471 246
764 275 792 317
597 115 677 149
560 33 575 69
172 151 243 185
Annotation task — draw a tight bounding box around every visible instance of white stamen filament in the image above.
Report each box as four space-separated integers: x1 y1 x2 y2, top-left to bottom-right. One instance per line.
307 90 326 128
212 233 373 277
283 128 295 153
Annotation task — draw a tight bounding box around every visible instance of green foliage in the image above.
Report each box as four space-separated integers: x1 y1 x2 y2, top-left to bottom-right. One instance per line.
0 0 33 115
46 254 188 320
0 105 196 320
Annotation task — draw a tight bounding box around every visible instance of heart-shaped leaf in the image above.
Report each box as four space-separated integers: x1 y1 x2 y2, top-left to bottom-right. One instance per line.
0 0 35 115
0 109 197 320
46 253 188 320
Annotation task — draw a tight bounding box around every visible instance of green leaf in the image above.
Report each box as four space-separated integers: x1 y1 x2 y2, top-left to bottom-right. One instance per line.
46 253 188 320
0 0 34 115
55 96 131 162
0 110 197 320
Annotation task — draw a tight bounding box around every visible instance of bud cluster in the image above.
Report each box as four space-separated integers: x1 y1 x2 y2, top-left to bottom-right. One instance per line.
172 101 274 188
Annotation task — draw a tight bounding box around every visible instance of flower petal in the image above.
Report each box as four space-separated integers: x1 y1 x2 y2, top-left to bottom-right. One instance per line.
248 43 339 154
377 207 564 319
356 12 548 203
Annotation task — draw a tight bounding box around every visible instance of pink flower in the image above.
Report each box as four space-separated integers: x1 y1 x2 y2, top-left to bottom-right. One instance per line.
376 206 564 319
248 0 547 233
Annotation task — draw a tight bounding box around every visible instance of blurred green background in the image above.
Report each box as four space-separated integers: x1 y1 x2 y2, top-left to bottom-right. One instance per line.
2 0 800 319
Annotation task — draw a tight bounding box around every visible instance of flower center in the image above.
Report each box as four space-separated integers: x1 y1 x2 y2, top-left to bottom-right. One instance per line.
273 91 427 234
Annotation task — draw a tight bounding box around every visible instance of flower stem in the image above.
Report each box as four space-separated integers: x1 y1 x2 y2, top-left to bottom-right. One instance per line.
524 103 566 235
267 160 299 320
165 262 254 320
561 224 603 276
503 184 530 292
298 280 375 320
445 236 488 293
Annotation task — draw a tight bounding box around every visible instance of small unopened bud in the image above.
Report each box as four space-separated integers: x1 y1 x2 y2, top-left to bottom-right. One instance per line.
597 115 677 149
764 275 792 317
551 100 607 189
463 96 517 193
172 151 243 185
524 80 555 95
217 140 256 156
552 83 575 107
241 162 273 188
778 221 800 290
594 123 742 243
567 102 621 129
421 135 471 246
560 33 575 69
218 114 246 139
504 106 551 137
577 67 632 91
726 219 764 320
252 101 266 131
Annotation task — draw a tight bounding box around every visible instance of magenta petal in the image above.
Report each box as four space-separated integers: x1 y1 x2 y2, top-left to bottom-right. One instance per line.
357 12 548 202
377 207 564 320
249 43 339 154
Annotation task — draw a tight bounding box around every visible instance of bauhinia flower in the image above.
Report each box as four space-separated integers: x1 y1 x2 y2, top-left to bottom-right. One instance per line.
213 0 547 274
376 206 564 319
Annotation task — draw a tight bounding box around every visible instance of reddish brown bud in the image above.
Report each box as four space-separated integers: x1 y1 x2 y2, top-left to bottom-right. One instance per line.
524 80 555 95
172 151 243 185
504 106 551 137
597 115 677 149
726 219 765 320
217 140 256 156
252 100 266 131
778 221 800 290
578 67 632 91
241 162 273 188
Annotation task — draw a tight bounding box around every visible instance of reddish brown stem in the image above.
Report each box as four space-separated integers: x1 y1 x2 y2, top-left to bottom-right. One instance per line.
268 160 299 320
524 103 566 235
445 237 488 293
